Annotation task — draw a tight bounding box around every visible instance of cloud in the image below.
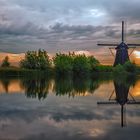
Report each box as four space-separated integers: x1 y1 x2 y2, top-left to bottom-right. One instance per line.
11 0 140 23
0 0 140 65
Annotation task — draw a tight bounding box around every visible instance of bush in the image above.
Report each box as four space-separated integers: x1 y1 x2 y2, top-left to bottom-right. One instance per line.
113 64 126 74
88 56 100 70
123 61 136 73
73 54 91 74
53 53 100 75
93 65 113 72
20 49 51 70
53 53 73 74
113 61 137 74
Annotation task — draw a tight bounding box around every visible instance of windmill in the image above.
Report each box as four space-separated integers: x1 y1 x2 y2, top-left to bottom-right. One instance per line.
98 21 140 66
97 81 140 127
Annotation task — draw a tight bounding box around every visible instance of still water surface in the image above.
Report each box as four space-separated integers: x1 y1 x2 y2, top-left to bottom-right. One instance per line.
0 76 140 140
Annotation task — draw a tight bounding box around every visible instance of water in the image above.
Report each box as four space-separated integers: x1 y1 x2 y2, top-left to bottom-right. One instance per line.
0 75 140 140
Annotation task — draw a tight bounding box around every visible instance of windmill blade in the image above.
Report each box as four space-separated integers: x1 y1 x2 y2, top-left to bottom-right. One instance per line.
129 47 136 56
127 101 140 104
121 105 127 127
97 101 118 105
123 21 128 43
124 105 127 127
128 92 136 101
127 44 140 46
109 89 115 100
109 48 115 57
98 43 119 46
122 21 124 42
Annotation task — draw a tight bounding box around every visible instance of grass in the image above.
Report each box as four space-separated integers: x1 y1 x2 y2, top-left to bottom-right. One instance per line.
0 63 140 77
0 66 53 78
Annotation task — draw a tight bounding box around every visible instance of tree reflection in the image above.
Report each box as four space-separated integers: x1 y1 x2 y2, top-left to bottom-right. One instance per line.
0 74 112 99
54 75 110 97
0 78 10 93
21 77 51 100
54 76 73 96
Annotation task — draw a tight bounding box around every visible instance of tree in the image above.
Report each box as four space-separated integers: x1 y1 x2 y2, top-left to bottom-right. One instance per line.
88 56 100 70
73 54 91 74
1 56 10 67
53 53 73 74
20 49 50 70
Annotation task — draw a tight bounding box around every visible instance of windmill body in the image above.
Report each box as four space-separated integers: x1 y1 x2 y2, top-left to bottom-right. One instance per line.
114 42 129 66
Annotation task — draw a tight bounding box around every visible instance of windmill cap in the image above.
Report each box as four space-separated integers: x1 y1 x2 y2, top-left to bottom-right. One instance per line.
115 42 129 49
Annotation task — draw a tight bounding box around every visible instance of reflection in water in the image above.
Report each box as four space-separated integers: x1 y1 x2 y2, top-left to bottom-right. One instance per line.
54 76 102 97
15 75 110 99
0 76 101 98
0 75 140 139
21 77 52 100
0 79 10 93
0 78 24 93
97 76 140 127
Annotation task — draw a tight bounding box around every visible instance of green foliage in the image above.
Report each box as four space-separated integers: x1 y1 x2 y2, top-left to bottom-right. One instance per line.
113 61 137 74
88 56 100 70
53 53 73 74
73 54 91 74
92 65 113 72
113 64 126 74
1 56 10 67
123 61 136 73
53 53 100 75
20 49 50 70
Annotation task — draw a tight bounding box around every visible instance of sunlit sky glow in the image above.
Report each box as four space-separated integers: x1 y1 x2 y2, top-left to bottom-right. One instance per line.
134 50 140 58
0 0 140 65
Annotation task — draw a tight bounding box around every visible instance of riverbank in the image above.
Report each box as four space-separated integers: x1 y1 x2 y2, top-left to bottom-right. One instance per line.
0 64 139 78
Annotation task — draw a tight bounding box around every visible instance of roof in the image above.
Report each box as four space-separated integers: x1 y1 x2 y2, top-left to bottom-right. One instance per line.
115 42 129 50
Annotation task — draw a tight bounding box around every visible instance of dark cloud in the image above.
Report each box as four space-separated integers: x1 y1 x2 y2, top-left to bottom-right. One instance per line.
12 0 140 23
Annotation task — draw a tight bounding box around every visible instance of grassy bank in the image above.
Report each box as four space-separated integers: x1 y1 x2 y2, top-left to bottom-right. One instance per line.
0 67 53 77
0 64 139 78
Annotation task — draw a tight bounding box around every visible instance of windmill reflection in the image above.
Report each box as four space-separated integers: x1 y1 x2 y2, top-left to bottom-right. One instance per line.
97 76 140 127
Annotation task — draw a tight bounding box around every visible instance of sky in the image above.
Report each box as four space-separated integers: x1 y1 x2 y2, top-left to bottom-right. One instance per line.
1 0 140 65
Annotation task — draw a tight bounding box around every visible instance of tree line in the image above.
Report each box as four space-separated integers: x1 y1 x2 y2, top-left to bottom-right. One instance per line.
0 49 137 74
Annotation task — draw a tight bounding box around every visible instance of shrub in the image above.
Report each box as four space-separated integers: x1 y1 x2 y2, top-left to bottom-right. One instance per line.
73 54 91 74
20 49 50 70
88 56 100 70
53 53 73 74
113 64 126 74
123 61 136 73
93 65 113 72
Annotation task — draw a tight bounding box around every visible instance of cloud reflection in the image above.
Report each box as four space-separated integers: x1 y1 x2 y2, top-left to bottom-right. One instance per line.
0 76 139 139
